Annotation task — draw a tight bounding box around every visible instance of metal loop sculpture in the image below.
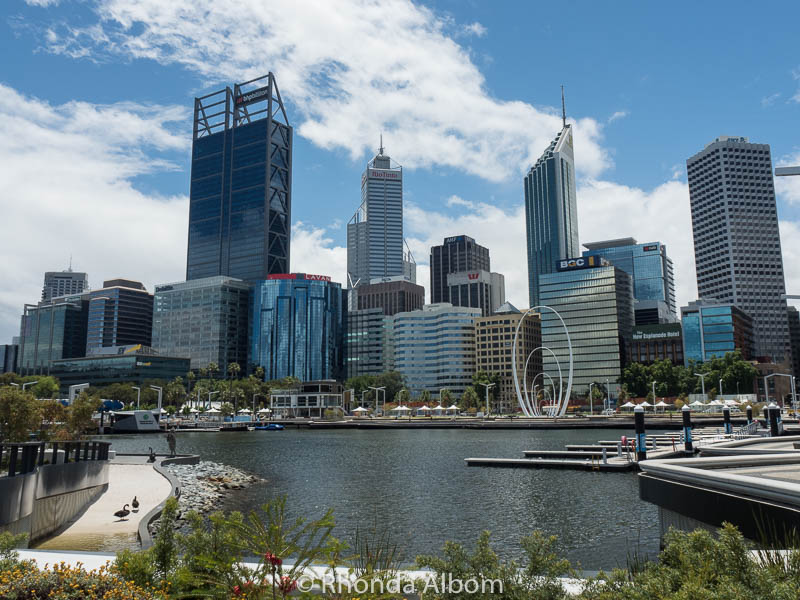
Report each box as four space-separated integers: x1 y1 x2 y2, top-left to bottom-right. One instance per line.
512 306 573 417
523 347 562 416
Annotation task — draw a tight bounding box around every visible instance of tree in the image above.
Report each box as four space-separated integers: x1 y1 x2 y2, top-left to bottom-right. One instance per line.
439 388 452 405
24 376 60 399
393 388 408 405
620 362 651 398
220 402 234 418
0 387 43 441
472 371 501 408
65 392 101 439
419 390 432 405
461 386 479 411
166 377 185 407
375 371 405 403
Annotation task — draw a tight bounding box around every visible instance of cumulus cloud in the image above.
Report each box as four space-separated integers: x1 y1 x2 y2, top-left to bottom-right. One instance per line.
36 0 611 182
0 84 188 341
460 22 488 37
290 222 348 283
761 92 781 107
775 150 800 205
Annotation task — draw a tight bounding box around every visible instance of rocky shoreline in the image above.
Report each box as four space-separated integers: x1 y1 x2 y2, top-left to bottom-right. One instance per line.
149 460 262 534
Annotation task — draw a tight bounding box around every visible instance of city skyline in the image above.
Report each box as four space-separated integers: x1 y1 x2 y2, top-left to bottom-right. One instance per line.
2 1 800 342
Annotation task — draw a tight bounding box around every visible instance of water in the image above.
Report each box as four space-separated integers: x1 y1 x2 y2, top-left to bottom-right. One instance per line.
106 428 661 570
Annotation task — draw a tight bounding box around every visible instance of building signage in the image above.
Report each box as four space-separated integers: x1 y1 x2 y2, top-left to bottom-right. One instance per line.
234 86 270 106
642 244 659 252
368 169 401 180
266 273 332 282
304 274 332 282
267 274 298 280
468 273 480 280
556 255 609 271
444 236 465 244
155 285 173 292
632 324 682 341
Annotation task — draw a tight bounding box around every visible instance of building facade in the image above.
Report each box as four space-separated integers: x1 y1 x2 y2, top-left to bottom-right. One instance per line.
345 308 394 379
475 303 541 413
392 303 480 399
151 276 251 371
430 235 490 304
50 351 190 393
251 274 345 381
270 381 343 418
353 277 425 316
446 270 505 317
680 300 755 364
582 238 676 322
788 306 800 380
538 261 634 396
42 268 88 302
628 323 684 366
524 115 579 308
86 280 153 353
18 294 89 373
686 136 790 362
347 144 406 287
0 344 18 374
187 73 292 282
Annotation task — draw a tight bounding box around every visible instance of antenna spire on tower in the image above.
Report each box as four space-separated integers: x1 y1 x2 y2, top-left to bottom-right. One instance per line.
379 133 384 155
561 85 566 128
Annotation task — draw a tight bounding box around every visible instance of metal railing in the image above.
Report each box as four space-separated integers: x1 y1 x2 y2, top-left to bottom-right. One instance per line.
0 441 111 477
733 421 761 439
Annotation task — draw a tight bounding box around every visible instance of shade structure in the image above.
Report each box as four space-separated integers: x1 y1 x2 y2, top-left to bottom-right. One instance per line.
654 400 670 407
708 399 724 406
393 405 411 412
639 401 653 408
689 400 705 407
189 407 199 413
238 408 251 414
417 405 431 411
206 408 221 414
257 407 272 413
620 401 636 409
352 406 369 412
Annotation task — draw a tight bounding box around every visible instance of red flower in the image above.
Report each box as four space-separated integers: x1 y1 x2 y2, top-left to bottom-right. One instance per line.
264 552 282 567
279 576 297 594
233 584 242 596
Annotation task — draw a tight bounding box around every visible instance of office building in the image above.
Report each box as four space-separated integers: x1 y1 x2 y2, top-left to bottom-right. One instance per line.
187 73 292 282
628 323 684 366
345 308 394 379
0 344 18 374
392 303 480 399
538 259 634 396
251 274 345 381
475 303 541 413
687 136 790 362
270 381 343 418
755 361 793 404
151 276 251 371
51 348 190 394
788 306 800 380
430 235 490 304
86 279 153 353
347 141 409 287
523 97 579 308
447 270 505 317
18 294 89 373
41 268 88 302
680 300 754 364
582 238 676 323
353 277 424 316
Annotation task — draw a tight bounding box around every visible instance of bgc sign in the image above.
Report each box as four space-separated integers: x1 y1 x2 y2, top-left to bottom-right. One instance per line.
556 255 608 272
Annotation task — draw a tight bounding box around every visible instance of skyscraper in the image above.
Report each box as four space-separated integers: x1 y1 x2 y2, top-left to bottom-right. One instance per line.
41 268 88 301
686 136 790 362
523 93 579 308
582 238 676 324
347 141 405 288
429 235 490 304
187 73 292 282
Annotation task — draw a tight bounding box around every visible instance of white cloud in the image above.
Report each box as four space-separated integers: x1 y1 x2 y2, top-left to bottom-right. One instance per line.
761 92 781 107
460 22 487 38
775 150 800 205
607 110 628 123
0 84 188 342
38 0 611 182
25 0 61 6
780 221 800 297
445 195 475 209
290 222 348 284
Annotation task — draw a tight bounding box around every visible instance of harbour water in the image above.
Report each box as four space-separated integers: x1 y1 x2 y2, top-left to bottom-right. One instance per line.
105 427 661 570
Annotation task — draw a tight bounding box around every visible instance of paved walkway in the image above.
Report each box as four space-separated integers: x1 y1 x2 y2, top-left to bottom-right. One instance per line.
35 459 171 552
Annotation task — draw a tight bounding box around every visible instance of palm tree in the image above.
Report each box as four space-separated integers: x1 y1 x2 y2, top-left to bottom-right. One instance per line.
227 362 241 414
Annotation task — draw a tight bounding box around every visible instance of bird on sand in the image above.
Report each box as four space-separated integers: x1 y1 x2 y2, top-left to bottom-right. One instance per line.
114 504 130 520
131 496 139 511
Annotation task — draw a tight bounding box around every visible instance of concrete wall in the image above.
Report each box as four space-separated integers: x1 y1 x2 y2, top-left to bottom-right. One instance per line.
0 459 109 546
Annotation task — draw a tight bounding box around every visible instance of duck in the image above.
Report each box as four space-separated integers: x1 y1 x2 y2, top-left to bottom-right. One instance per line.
147 447 156 463
114 504 130 520
131 496 139 511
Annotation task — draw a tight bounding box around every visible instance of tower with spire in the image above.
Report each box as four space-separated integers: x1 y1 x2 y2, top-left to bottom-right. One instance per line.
523 88 580 307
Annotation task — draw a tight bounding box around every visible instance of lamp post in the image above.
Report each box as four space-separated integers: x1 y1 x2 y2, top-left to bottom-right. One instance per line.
346 388 355 413
149 385 163 417
651 380 656 403
360 390 367 409
11 380 39 391
588 383 595 415
132 386 141 410
765 373 795 409
694 372 707 399
479 382 495 416
369 386 385 414
207 390 219 410
719 378 723 398
606 378 611 411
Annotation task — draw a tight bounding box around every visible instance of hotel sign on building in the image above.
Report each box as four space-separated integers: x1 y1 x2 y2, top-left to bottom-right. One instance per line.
629 323 684 366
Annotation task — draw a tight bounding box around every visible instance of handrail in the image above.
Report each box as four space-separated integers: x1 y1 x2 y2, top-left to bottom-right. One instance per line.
0 441 111 477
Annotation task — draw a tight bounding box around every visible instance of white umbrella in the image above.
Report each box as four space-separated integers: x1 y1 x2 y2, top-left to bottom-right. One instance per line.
417 405 431 411
724 399 741 406
238 408 251 414
206 408 221 414
689 400 705 407
639 401 653 408
621 401 636 409
352 406 369 412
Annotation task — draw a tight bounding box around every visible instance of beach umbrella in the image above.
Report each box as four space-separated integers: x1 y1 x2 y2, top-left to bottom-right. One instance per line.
689 400 705 408
352 406 369 413
620 401 636 409
639 401 653 409
417 405 431 412
238 408 251 414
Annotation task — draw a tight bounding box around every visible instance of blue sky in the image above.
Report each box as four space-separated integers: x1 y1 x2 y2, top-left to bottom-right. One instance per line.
1 0 799 342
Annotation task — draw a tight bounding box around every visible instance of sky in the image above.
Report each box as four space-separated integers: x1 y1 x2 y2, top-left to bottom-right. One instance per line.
1 0 800 343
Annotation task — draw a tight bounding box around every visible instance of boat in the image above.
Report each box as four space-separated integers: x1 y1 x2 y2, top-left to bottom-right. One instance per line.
254 423 284 431
219 423 249 432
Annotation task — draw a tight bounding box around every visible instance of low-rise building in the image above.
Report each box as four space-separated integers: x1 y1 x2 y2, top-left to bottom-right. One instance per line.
270 380 343 418
681 300 754 365
628 323 684 366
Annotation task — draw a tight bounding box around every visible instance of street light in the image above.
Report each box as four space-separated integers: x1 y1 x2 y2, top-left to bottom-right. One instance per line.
132 386 141 410
651 380 657 402
10 380 39 391
694 373 707 398
478 382 495 416
605 378 611 411
719 378 723 398
207 390 219 410
764 373 795 409
149 385 163 416
369 386 386 414
588 383 595 415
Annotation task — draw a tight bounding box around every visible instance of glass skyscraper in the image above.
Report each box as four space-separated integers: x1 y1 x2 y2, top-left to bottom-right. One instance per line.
429 235 490 304
18 294 89 373
86 279 153 353
251 274 345 381
41 268 88 302
524 117 579 308
680 300 754 364
582 238 676 322
345 308 394 379
151 276 251 371
687 136 790 362
187 73 292 282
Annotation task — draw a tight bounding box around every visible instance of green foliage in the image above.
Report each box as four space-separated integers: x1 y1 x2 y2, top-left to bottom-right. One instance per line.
152 497 179 582
420 389 432 405
65 391 101 439
114 547 157 589
472 371 501 404
219 402 234 417
460 386 480 410
0 387 43 441
345 371 405 404
0 531 27 570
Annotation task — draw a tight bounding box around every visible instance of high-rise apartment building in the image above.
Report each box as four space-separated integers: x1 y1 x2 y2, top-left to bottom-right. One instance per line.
347 143 409 287
429 235 490 304
523 99 579 308
251 274 345 381
187 73 292 282
393 303 480 399
85 279 153 353
681 300 755 364
41 268 88 302
475 303 541 413
686 136 790 362
582 238 676 323
152 276 251 371
538 259 634 396
446 270 505 317
788 306 800 380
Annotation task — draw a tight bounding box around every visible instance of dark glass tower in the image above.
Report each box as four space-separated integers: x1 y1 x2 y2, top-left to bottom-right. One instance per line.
429 235 490 304
187 73 292 282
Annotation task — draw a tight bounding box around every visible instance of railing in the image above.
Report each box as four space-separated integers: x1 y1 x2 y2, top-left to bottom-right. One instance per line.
733 421 761 439
0 441 111 477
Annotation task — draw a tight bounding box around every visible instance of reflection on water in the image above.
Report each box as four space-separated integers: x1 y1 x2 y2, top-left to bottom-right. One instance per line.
104 428 660 570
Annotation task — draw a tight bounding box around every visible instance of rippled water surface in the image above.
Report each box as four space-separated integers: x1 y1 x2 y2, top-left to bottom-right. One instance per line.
107 428 662 570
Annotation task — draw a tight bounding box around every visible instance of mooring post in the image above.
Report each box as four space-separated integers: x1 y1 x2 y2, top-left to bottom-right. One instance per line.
722 405 732 435
768 403 780 437
634 405 646 461
746 405 753 425
682 405 693 452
